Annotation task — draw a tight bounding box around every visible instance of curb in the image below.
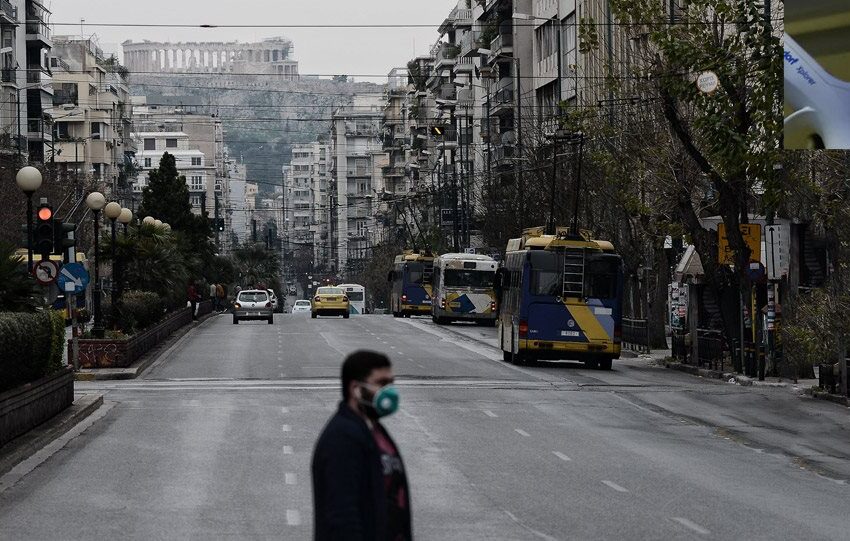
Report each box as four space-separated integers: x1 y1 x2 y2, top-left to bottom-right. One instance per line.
74 312 219 381
0 393 104 477
807 388 850 407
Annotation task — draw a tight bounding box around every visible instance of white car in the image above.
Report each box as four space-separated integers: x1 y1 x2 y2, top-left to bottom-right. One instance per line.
291 300 312 314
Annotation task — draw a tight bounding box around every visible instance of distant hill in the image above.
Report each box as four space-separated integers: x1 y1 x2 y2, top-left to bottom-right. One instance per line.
129 74 384 193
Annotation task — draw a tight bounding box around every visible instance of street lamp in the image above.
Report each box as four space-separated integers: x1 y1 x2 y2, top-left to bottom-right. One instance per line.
15 166 43 271
85 191 106 338
142 216 155 226
154 219 163 228
104 202 122 325
117 207 132 235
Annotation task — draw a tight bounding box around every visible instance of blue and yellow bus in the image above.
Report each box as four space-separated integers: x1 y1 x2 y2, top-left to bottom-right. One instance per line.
388 251 434 317
497 227 624 369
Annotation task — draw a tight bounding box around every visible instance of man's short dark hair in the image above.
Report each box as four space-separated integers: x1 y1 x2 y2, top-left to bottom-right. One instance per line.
342 350 391 400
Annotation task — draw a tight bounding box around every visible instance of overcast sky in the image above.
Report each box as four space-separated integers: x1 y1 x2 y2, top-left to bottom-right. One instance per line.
47 0 458 82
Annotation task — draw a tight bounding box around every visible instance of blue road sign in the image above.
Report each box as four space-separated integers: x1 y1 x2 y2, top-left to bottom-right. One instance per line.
57 263 90 295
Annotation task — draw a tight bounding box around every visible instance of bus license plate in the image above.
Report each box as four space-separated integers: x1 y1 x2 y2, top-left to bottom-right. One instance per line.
560 330 580 337
423 300 432 304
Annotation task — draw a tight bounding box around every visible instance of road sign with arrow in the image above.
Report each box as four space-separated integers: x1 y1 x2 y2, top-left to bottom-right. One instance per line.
33 259 60 285
57 262 90 295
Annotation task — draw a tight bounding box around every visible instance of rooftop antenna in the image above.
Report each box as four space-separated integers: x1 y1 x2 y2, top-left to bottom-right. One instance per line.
80 19 85 40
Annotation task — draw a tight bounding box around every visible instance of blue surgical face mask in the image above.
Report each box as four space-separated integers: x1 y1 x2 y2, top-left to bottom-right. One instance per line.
358 382 400 418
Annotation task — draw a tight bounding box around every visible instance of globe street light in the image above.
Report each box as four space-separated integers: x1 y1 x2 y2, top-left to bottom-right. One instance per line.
142 216 155 226
117 208 132 235
154 219 163 228
104 202 122 326
85 191 106 338
16 166 43 271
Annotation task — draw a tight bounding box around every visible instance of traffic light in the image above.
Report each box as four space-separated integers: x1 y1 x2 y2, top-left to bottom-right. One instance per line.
217 218 225 232
34 203 54 256
53 220 76 258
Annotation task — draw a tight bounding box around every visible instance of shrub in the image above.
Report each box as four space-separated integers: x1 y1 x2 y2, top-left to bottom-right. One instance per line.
0 311 65 393
116 290 164 334
782 288 850 379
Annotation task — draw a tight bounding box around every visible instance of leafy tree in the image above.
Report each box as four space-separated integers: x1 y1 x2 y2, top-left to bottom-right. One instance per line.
231 243 281 292
138 152 214 267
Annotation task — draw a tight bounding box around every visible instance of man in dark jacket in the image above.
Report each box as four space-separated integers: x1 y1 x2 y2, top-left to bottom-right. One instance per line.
312 350 412 541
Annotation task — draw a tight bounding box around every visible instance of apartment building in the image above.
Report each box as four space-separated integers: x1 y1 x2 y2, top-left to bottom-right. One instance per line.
225 157 248 246
329 93 387 275
50 37 135 201
131 97 226 225
285 142 331 270
0 0 53 163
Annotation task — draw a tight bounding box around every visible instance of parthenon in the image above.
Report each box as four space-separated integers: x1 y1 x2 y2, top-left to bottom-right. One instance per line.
121 37 299 79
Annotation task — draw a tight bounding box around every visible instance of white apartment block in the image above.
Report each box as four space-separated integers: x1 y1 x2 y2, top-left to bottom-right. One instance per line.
329 93 388 275
133 131 212 214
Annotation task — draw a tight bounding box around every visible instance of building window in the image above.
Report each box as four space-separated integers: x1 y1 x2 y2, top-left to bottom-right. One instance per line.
144 138 155 150
91 123 101 139
190 175 204 191
54 123 69 140
191 156 202 166
144 157 152 168
165 138 177 148
190 195 203 207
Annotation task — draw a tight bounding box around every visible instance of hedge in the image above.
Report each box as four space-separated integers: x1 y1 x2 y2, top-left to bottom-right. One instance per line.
115 290 165 334
0 310 66 394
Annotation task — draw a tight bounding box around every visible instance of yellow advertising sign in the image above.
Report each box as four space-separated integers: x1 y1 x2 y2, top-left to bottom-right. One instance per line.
717 223 761 265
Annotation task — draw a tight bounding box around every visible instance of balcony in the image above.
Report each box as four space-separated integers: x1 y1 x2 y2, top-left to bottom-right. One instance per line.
1 67 14 85
26 67 52 92
439 7 474 34
487 33 513 65
26 119 53 141
490 87 515 116
382 165 405 178
347 169 372 178
0 0 18 24
25 20 52 48
454 56 475 73
459 30 480 58
434 42 460 70
491 144 516 166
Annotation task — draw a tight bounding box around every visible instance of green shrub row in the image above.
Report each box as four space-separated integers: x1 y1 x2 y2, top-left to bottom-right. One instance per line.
115 290 165 334
0 310 66 394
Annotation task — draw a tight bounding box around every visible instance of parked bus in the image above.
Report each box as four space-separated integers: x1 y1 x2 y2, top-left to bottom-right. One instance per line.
338 283 366 315
388 251 434 317
497 227 624 369
431 253 498 326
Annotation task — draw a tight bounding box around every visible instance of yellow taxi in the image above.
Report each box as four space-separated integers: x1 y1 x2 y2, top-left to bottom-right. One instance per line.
311 286 350 319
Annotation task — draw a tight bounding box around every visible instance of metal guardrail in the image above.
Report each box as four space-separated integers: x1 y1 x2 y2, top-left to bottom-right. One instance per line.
622 317 650 353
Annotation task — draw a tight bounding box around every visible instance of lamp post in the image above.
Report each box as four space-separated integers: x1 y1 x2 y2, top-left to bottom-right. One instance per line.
104 202 122 326
16 166 43 271
118 207 132 235
142 216 155 226
85 191 106 338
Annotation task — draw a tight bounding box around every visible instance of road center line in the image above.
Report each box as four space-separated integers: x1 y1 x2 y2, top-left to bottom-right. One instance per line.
281 406 289 414
552 451 572 462
515 428 530 437
671 517 710 535
282 424 291 432
286 509 301 526
283 445 293 455
285 473 297 485
482 409 498 418
601 480 628 493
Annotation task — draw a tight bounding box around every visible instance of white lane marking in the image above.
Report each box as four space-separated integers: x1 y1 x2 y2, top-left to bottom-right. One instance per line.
503 510 560 541
282 424 291 432
671 517 710 535
552 451 572 462
482 409 498 418
281 406 290 414
283 445 293 455
514 428 530 437
286 509 301 526
285 473 297 485
601 480 628 493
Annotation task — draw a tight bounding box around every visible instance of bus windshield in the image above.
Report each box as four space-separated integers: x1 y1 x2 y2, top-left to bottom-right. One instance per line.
346 291 364 301
444 269 495 288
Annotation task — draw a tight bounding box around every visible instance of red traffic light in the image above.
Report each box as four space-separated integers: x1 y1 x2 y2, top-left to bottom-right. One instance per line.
38 206 53 221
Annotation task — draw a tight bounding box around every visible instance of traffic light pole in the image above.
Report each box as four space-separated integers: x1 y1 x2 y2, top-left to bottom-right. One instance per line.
25 192 34 270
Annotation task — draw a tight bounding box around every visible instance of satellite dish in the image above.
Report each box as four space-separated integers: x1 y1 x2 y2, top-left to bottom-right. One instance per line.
500 130 516 146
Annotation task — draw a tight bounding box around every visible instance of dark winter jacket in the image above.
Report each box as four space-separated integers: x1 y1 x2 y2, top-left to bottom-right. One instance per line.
312 402 411 541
